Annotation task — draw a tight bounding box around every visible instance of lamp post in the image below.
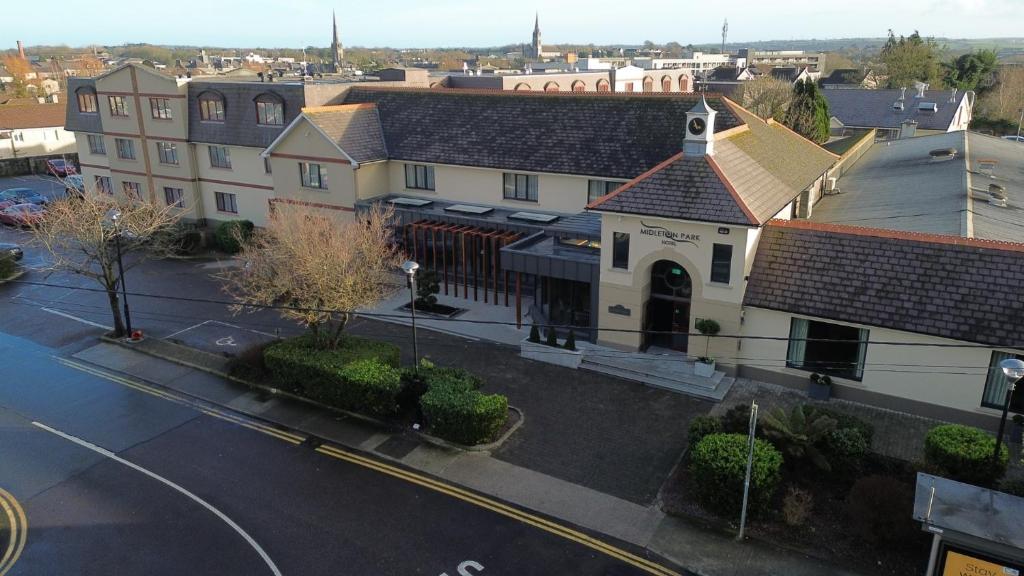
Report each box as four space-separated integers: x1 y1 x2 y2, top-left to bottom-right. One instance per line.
109 209 133 337
994 358 1024 465
402 260 420 371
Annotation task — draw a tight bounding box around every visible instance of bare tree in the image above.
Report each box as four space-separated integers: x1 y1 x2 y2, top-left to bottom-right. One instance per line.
742 76 794 120
976 66 1024 124
219 203 404 350
30 190 183 336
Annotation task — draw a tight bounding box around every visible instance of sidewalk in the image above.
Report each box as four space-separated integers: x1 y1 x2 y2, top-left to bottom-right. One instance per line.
70 338 860 576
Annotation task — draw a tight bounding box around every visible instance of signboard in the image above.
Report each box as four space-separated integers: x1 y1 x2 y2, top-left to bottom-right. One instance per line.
639 221 700 247
943 551 1020 576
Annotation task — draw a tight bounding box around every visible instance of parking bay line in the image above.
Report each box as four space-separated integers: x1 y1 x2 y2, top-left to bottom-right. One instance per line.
40 307 112 330
30 421 283 576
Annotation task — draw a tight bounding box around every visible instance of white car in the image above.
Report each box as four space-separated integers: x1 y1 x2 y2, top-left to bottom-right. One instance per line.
1002 135 1024 143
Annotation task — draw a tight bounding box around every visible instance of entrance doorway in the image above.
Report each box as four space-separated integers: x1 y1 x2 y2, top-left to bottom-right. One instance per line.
645 260 692 351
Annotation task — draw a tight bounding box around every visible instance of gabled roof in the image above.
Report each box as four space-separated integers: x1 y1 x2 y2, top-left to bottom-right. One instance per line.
589 100 837 226
744 219 1024 349
341 87 743 180
769 67 806 83
0 103 66 130
820 68 868 86
302 104 387 163
823 88 968 131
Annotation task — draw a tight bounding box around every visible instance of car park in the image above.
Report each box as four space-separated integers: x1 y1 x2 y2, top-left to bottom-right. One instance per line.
0 204 46 227
0 188 48 208
65 174 85 198
46 159 77 177
0 242 23 261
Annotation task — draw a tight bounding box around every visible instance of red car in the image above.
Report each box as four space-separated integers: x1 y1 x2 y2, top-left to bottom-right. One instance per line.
0 203 45 227
46 159 77 177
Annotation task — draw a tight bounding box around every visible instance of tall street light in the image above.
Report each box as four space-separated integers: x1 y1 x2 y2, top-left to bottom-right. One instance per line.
109 209 133 337
402 260 420 371
994 358 1024 465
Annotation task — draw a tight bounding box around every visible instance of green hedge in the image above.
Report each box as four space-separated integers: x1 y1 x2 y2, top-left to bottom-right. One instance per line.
419 364 507 446
215 220 254 254
0 256 15 280
264 335 402 417
924 424 1008 486
805 406 875 444
688 415 722 448
689 433 783 516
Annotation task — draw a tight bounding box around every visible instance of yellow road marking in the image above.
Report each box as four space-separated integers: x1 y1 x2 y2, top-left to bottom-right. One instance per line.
0 487 28 576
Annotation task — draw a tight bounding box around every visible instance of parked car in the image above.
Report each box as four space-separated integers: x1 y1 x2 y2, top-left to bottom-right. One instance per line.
0 188 48 208
0 242 23 261
64 174 85 198
1002 135 1024 143
46 159 77 177
0 204 45 227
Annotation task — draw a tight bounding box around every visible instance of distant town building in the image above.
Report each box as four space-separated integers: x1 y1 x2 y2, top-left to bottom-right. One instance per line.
824 85 974 139
820 68 884 90
0 102 75 160
523 13 560 61
738 48 826 73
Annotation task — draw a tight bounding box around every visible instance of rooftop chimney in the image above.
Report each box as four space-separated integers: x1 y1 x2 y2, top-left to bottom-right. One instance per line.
914 81 928 98
16 41 24 59
949 88 957 103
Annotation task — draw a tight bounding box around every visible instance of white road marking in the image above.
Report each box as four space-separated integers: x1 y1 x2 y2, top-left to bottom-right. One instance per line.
40 307 112 330
165 320 210 339
207 320 280 339
31 421 283 576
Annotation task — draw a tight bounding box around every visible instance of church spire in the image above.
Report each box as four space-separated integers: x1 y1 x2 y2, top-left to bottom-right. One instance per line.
331 10 344 70
534 11 540 33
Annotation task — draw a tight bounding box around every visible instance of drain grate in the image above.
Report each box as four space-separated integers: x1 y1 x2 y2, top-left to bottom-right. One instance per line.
299 435 324 450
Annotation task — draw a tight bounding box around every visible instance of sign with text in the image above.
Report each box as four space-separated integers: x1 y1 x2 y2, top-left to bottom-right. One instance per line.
943 551 1020 576
639 221 700 247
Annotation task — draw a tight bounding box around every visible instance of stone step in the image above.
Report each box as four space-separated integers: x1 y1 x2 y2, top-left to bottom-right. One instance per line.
580 352 723 389
580 360 735 402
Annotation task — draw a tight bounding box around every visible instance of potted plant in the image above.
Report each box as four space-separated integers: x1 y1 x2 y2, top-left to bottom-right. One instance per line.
1011 414 1024 445
693 318 720 378
808 373 832 401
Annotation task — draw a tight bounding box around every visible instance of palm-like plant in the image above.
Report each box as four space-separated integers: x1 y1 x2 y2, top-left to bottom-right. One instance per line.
761 406 837 471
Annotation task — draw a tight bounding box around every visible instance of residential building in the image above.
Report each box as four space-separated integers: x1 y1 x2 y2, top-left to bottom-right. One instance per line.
632 52 746 77
0 102 75 160
441 65 695 93
738 48 826 72
824 85 974 139
820 68 884 90
769 66 818 85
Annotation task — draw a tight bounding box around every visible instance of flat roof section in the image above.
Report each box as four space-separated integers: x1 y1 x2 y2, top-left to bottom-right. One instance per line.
914 473 1024 552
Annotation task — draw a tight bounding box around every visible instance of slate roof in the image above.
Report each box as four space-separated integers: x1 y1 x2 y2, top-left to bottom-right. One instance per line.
820 69 868 86
65 77 102 133
823 89 968 131
341 87 742 180
303 104 387 163
589 101 837 226
770 67 803 82
188 81 305 148
744 219 1024 349
0 102 67 130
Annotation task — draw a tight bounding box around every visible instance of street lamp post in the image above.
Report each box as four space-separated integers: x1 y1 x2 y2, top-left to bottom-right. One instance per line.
110 210 133 337
994 358 1024 465
402 260 420 372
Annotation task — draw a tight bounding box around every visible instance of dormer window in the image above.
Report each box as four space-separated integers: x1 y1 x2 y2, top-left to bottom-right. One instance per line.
255 93 284 126
76 87 97 114
198 91 225 122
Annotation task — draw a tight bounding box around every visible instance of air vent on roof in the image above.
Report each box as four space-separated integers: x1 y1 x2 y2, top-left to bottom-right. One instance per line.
508 211 559 224
929 148 957 161
893 101 905 111
445 204 494 215
918 102 938 112
989 183 1008 207
388 197 433 207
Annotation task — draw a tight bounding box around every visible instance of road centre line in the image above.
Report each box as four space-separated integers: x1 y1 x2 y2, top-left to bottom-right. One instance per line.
0 487 27 576
31 421 283 576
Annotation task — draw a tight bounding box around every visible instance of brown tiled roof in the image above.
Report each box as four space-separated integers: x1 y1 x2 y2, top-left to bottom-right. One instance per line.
0 103 67 130
303 104 387 163
744 219 1024 348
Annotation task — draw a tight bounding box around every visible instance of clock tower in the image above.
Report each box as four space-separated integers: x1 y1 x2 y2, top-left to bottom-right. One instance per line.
683 95 716 157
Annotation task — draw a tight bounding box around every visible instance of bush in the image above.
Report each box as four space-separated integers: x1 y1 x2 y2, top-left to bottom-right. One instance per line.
215 220 254 254
804 406 875 445
762 405 837 470
421 368 508 445
689 433 783 517
721 404 756 434
415 270 440 308
333 359 403 417
924 424 1008 486
822 427 869 476
998 478 1024 497
528 325 541 343
563 330 576 351
846 475 919 546
0 256 15 280
782 486 814 527
688 415 722 447
545 327 558 347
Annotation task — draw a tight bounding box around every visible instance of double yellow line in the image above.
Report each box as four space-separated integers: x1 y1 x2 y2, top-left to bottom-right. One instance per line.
0 487 27 576
56 357 679 576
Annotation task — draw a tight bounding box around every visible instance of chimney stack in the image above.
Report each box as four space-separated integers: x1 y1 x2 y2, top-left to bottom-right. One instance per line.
17 41 25 59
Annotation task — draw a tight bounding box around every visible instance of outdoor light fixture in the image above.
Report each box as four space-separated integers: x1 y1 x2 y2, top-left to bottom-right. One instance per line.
993 358 1024 465
402 260 420 370
109 209 133 337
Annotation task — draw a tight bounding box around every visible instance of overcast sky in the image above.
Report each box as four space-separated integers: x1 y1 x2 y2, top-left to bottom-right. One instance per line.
7 0 1022 48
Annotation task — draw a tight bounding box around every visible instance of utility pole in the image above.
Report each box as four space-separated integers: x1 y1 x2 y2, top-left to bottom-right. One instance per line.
1016 107 1023 142
737 401 759 541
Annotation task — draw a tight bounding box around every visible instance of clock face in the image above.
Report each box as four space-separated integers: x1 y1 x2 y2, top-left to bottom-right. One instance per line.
688 117 706 136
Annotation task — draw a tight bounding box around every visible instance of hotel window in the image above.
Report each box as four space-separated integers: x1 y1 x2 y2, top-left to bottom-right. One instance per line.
208 145 231 169
299 162 327 189
77 90 97 113
503 172 538 202
587 180 618 203
164 187 184 208
612 232 629 269
108 95 128 117
786 318 869 381
982 352 1024 411
404 164 434 190
149 97 172 119
95 175 112 195
122 181 142 200
115 138 136 160
156 141 179 165
215 191 238 213
199 93 225 122
710 243 732 284
87 134 106 155
255 94 284 125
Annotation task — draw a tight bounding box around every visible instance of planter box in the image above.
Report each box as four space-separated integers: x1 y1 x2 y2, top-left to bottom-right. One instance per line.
693 360 716 378
808 381 832 401
520 338 583 369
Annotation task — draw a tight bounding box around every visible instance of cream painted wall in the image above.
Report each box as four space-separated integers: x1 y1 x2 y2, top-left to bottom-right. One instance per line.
0 126 76 159
192 144 274 226
356 161 390 201
740 307 1019 416
75 134 109 168
199 180 272 226
266 117 357 215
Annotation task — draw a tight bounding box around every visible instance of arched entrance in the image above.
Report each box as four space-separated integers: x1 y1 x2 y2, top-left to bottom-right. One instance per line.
644 259 692 351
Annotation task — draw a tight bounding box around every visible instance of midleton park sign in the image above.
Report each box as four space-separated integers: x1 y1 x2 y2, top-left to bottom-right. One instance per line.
640 221 700 247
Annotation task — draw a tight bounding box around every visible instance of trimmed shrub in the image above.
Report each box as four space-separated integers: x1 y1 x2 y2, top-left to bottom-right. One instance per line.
846 475 919 546
804 406 875 445
563 330 576 351
924 424 1008 486
689 433 783 517
0 256 15 280
528 325 541 343
721 404 757 435
215 220 254 254
415 270 440 308
332 359 403 417
545 327 558 347
688 415 722 447
822 427 870 476
421 371 508 446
